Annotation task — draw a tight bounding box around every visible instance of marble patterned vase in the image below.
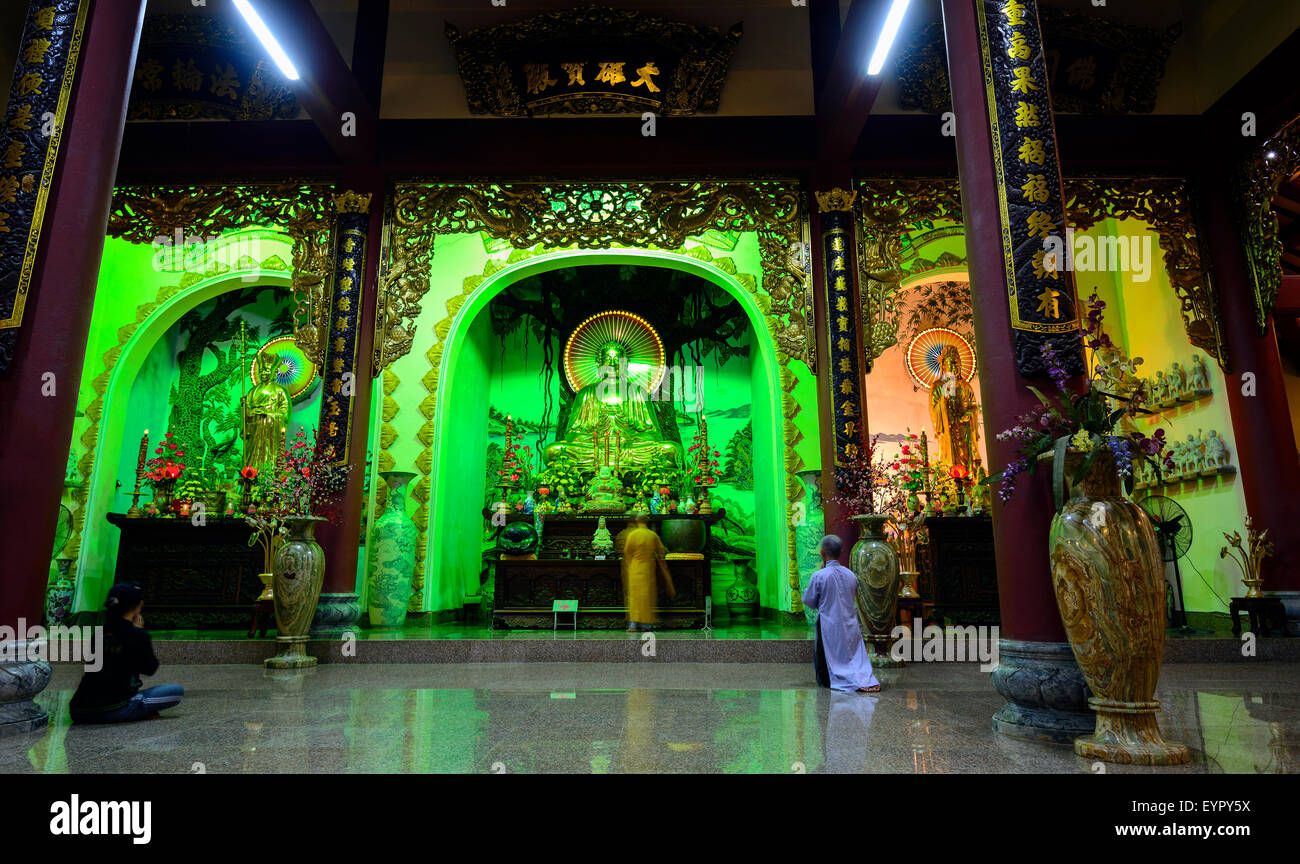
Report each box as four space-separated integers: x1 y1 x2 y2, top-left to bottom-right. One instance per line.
726 557 759 619
267 516 326 669
366 471 418 627
1049 448 1189 765
44 559 75 626
849 514 902 666
795 470 825 625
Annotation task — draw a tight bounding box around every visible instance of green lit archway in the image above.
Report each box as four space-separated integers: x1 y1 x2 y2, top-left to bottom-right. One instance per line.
424 248 789 615
75 270 293 612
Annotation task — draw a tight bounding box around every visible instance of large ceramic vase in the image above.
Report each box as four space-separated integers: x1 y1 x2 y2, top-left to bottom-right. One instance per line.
1049 448 1189 765
267 516 326 669
795 469 825 625
660 517 706 558
366 471 417 627
726 557 759 619
849 514 902 665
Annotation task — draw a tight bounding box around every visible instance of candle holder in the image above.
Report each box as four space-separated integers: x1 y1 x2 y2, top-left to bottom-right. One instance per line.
127 467 145 518
127 429 149 518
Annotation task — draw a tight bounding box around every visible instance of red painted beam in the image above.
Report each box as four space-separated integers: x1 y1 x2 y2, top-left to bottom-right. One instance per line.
1278 274 1300 315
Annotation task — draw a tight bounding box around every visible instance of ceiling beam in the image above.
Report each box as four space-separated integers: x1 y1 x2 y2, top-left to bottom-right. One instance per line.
223 0 376 164
1203 28 1300 153
815 0 896 167
351 0 389 114
115 117 818 182
808 0 843 108
113 113 1212 184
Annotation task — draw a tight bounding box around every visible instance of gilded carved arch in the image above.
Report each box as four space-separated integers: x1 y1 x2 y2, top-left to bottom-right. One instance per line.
855 177 1226 371
107 184 334 364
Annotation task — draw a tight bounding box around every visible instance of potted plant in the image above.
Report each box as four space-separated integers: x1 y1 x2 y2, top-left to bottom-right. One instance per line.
174 476 205 518
985 292 1187 765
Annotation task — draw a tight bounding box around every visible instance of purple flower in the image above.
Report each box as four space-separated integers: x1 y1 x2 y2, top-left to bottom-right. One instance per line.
1108 436 1133 477
1040 342 1070 392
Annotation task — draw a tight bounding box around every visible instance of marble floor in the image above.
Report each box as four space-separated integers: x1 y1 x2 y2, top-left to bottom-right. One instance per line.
3 662 1296 773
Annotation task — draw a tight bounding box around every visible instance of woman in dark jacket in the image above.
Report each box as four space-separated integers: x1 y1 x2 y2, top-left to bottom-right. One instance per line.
70 582 184 723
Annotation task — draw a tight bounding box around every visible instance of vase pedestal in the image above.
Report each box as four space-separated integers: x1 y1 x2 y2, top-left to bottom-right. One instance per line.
1074 699 1190 766
266 636 316 669
990 639 1095 745
0 641 51 737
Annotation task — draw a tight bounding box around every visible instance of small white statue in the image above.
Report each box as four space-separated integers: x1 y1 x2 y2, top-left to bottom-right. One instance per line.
1152 370 1168 406
1182 433 1202 476
1203 429 1230 471
1169 362 1188 399
1189 354 1211 393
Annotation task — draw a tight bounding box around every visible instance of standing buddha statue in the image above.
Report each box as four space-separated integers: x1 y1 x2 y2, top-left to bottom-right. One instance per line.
242 350 292 475
928 345 980 472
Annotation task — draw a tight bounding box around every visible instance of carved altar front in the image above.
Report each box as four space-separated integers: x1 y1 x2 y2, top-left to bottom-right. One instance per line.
491 513 721 629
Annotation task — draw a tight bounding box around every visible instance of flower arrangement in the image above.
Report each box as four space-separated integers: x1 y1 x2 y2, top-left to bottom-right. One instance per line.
834 435 910 517
244 476 283 575
985 292 1171 503
497 415 532 489
890 433 928 511
242 428 350 571
268 428 351 518
688 417 724 488
144 432 186 487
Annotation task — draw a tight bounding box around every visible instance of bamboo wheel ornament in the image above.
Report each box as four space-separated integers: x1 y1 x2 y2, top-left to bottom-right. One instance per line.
905 327 977 389
252 336 320 403
563 310 666 394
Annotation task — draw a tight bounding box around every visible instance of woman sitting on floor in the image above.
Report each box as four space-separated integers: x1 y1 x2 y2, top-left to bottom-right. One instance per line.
70 582 184 724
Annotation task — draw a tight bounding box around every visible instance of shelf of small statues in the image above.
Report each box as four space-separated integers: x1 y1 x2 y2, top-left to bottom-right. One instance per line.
1142 387 1213 416
1132 464 1236 492
1141 354 1214 416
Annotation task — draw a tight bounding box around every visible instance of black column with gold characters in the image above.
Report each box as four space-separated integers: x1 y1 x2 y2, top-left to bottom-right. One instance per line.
815 188 867 498
975 0 1083 376
0 0 89 373
318 191 371 464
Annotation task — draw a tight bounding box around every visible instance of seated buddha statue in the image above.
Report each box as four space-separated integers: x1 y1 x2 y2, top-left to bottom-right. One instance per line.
544 342 683 472
585 465 625 514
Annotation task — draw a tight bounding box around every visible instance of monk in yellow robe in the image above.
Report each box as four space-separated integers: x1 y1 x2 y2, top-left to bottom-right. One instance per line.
620 515 675 632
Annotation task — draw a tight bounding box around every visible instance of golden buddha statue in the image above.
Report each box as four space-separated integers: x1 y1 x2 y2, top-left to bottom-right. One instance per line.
928 345 980 471
544 341 682 472
242 350 292 475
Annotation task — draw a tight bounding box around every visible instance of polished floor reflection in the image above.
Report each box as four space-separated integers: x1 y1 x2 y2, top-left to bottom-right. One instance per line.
4 662 1296 773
